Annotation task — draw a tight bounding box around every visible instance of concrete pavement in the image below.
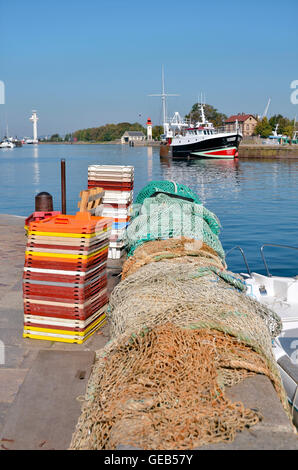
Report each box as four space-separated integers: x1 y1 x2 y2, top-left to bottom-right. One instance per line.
0 215 120 448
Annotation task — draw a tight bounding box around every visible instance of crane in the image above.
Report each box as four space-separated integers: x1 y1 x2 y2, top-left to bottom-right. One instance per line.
262 98 271 119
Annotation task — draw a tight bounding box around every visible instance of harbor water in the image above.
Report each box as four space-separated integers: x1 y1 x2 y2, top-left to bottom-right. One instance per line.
0 144 297 277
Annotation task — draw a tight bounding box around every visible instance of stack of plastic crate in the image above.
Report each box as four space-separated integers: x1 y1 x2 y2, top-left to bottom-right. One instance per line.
88 165 134 259
23 212 112 343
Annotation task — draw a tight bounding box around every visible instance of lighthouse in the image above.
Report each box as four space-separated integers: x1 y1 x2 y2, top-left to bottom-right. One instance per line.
146 117 152 141
29 111 39 143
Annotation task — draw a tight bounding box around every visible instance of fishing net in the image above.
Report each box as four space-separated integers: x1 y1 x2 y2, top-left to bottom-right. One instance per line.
69 323 278 450
125 193 224 259
135 180 202 205
70 260 287 450
69 181 289 450
109 261 282 344
121 238 226 280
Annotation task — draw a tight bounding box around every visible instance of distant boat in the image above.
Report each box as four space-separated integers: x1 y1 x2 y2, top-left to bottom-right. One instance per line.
0 124 19 148
268 124 287 142
152 70 242 159
8 137 22 147
0 139 15 149
162 105 242 159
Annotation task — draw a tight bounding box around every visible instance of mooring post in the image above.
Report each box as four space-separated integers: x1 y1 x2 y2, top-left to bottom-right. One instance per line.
61 159 66 214
35 192 54 212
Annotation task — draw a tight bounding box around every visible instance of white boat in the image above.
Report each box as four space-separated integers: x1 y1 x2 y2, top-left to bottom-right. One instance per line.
228 244 298 427
150 68 242 159
0 139 15 149
269 124 285 140
264 124 288 145
163 105 243 159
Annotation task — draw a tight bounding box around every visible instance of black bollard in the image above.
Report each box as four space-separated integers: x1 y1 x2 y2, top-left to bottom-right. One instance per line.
35 192 54 212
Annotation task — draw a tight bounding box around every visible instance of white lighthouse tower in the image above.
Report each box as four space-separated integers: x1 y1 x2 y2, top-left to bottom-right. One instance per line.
29 110 39 144
146 117 152 141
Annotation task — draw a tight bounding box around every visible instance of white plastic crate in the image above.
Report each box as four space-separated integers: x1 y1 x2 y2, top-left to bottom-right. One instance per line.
108 247 127 259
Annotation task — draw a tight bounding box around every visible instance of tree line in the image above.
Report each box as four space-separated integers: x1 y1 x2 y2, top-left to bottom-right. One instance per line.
254 115 295 138
44 123 164 142
43 106 296 142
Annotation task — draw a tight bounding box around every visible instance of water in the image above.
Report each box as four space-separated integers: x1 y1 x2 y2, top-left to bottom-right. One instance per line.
1 144 298 277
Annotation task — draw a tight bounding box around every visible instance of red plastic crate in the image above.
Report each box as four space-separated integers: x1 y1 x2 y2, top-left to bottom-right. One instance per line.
24 291 108 320
25 211 61 228
23 262 107 284
23 276 107 301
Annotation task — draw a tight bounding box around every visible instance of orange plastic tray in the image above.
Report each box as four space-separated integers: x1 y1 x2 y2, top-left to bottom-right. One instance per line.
29 212 113 234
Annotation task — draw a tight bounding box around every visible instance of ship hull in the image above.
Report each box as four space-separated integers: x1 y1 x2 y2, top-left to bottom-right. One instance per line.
168 134 241 159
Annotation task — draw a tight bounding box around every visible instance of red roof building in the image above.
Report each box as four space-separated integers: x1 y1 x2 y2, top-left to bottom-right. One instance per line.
224 113 258 137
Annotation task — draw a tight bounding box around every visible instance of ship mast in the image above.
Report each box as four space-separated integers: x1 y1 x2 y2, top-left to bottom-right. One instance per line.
149 66 179 132
198 92 207 125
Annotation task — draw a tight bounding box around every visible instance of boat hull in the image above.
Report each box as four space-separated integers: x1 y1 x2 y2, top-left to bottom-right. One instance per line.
168 134 241 159
191 147 238 159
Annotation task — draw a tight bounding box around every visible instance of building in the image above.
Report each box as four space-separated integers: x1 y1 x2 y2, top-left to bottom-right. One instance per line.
121 131 145 144
224 113 258 137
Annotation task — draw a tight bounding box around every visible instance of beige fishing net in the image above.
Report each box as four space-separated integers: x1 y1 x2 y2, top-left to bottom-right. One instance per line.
110 259 282 344
121 237 226 280
69 234 289 450
70 323 284 450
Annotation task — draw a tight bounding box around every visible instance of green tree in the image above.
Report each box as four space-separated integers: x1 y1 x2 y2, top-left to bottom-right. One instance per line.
50 133 62 142
73 122 146 142
282 125 294 138
269 115 294 137
185 103 227 127
254 117 272 138
152 125 164 140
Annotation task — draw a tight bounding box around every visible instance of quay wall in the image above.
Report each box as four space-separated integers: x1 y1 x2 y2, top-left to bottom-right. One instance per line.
238 145 298 158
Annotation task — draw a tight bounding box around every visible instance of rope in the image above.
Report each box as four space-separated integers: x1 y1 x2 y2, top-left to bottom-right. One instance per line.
189 266 247 292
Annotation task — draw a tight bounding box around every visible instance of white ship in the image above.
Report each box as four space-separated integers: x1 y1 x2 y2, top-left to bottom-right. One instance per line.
151 68 242 159
0 139 15 149
163 104 242 159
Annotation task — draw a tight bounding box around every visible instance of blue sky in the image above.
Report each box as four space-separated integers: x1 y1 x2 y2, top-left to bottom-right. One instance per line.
1 0 298 137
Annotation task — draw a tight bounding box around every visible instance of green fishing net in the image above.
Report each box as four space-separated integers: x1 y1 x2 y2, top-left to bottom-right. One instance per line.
135 180 202 205
126 182 224 259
